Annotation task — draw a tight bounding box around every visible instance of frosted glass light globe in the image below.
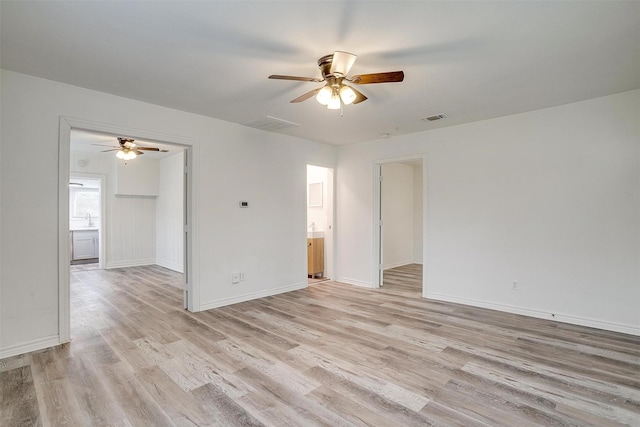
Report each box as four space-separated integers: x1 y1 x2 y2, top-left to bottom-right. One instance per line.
339 85 357 105
316 86 333 105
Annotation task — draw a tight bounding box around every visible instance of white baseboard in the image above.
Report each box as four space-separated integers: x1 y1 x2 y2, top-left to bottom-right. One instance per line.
335 276 374 288
383 260 416 270
424 292 640 337
155 259 184 273
0 335 62 360
198 282 307 311
106 258 155 269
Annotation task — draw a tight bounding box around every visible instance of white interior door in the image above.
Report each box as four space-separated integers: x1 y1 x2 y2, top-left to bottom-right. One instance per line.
377 164 384 287
183 149 190 309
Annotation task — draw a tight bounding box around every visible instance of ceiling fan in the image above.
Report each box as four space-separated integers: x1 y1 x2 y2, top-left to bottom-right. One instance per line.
269 51 404 110
94 137 169 161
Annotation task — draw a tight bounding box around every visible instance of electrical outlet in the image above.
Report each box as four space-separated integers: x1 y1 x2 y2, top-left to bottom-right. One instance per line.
232 273 240 284
512 280 519 290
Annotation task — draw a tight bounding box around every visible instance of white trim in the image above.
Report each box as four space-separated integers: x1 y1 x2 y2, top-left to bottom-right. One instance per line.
198 282 307 311
0 335 61 360
335 277 375 288
156 259 184 273
106 259 156 269
372 163 382 288
58 119 72 344
184 145 199 312
425 292 640 337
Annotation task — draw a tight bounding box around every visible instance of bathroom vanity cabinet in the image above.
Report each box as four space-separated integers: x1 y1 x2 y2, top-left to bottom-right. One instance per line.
307 237 324 278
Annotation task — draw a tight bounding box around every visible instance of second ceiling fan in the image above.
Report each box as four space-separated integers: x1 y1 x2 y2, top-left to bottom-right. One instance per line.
269 51 404 109
95 137 169 161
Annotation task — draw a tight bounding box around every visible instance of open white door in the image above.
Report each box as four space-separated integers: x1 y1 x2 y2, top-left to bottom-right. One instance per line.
183 152 189 309
375 164 384 287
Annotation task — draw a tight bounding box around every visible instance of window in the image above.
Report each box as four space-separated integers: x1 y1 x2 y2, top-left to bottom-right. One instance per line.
70 188 100 218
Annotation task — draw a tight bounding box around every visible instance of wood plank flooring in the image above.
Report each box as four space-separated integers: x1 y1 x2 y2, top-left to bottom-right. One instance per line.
1 264 639 426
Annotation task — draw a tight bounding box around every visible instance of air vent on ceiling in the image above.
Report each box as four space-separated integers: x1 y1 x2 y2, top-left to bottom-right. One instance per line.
242 116 300 132
422 114 445 122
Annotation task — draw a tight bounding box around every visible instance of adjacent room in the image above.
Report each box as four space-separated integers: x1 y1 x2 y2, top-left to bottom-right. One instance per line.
1 1 639 426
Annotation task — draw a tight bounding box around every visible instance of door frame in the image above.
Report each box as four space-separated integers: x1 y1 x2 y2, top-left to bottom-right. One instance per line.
58 117 199 343
372 154 427 291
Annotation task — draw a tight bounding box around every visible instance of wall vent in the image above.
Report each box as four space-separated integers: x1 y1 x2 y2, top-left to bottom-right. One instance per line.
241 116 300 132
422 114 445 122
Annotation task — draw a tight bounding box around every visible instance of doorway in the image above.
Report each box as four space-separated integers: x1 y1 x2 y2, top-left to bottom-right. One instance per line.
373 156 425 292
69 175 104 271
58 117 198 344
307 165 334 284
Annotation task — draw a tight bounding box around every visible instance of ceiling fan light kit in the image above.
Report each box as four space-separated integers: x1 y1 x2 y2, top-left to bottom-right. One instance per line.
314 79 357 109
115 148 137 160
269 51 404 112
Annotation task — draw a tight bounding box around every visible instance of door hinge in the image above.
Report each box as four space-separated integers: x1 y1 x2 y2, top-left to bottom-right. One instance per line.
379 219 384 226
379 175 384 182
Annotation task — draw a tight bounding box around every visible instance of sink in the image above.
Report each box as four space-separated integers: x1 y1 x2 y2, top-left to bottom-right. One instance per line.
307 231 324 238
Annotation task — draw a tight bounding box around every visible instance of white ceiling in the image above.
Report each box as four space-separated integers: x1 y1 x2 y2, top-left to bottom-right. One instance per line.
2 1 639 146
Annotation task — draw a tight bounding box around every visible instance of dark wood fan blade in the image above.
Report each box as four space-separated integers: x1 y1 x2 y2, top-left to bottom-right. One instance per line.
351 87 368 104
269 75 323 82
351 71 404 84
291 88 321 103
93 144 118 148
136 147 170 152
134 150 144 155
101 149 119 152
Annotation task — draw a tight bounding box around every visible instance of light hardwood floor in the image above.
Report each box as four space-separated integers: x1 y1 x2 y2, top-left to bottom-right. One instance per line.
1 264 639 426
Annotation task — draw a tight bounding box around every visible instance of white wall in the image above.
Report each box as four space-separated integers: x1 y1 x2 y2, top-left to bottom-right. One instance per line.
71 152 156 268
156 152 185 273
0 70 335 357
413 164 423 263
115 158 159 196
337 89 640 335
381 163 415 269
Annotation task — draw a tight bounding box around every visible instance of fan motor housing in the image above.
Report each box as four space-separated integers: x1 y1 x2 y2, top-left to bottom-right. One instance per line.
318 54 334 79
